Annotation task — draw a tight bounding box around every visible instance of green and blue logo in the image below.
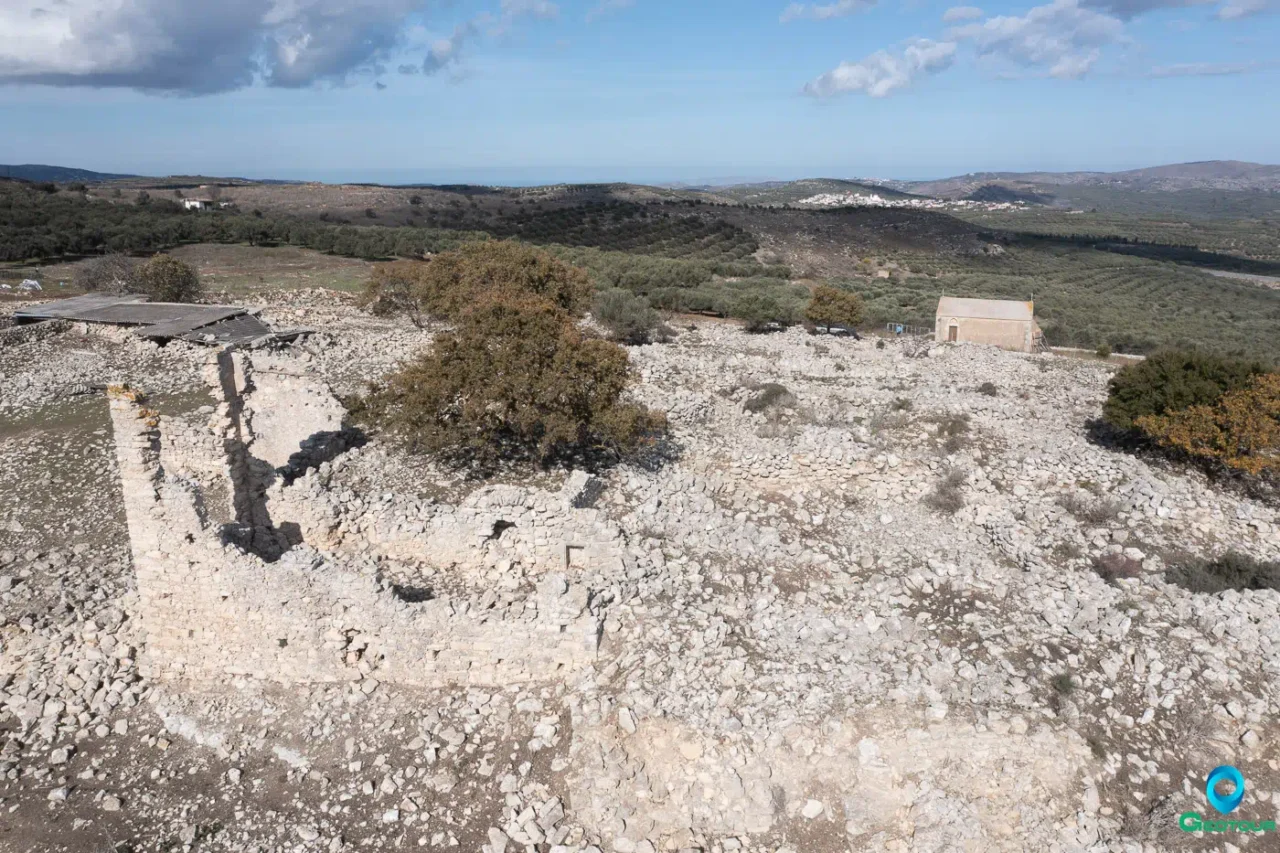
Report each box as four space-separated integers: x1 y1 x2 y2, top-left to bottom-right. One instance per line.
1178 765 1276 835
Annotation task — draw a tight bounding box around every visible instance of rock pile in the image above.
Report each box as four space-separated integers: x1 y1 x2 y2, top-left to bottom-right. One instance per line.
1 294 1276 852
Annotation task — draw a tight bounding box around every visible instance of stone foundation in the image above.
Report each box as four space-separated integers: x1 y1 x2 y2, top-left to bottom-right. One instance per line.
0 319 70 347
107 351 612 688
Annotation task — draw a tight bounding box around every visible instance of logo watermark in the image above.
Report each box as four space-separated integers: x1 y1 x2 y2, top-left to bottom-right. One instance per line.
1178 765 1277 835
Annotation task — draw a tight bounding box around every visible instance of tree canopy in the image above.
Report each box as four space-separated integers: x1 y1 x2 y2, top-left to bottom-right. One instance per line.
355 292 665 469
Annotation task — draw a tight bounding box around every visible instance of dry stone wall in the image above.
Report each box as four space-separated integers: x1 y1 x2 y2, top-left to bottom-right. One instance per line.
270 472 634 579
106 354 608 689
0 319 70 348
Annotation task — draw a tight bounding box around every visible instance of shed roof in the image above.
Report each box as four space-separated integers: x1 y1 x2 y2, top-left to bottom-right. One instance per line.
12 293 287 345
936 297 1034 322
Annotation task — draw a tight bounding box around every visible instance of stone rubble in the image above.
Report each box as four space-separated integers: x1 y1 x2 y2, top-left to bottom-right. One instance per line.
0 291 1276 852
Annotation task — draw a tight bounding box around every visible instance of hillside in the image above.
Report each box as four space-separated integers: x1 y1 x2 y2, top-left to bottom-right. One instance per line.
905 160 1280 197
0 164 137 183
699 178 922 206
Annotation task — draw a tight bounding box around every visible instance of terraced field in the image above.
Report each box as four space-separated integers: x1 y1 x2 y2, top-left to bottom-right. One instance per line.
849 246 1280 359
958 209 1280 262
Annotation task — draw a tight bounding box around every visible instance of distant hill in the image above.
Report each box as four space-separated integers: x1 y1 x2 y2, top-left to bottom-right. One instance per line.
0 164 138 183
965 184 1054 205
907 160 1280 197
701 178 923 206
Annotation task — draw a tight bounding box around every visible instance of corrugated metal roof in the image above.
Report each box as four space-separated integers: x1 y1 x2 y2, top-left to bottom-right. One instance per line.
13 294 285 346
176 313 276 345
936 297 1034 322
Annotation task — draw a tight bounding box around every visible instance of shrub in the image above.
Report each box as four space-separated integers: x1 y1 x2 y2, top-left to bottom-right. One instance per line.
1165 551 1280 594
1102 350 1269 432
744 383 795 414
135 254 201 302
360 260 430 327
75 253 140 294
804 284 865 328
593 289 665 345
976 382 999 397
354 293 665 470
1057 493 1123 524
924 469 966 515
732 292 788 332
1096 343 1112 359
1135 373 1280 475
1093 553 1143 584
360 241 592 324
931 412 971 453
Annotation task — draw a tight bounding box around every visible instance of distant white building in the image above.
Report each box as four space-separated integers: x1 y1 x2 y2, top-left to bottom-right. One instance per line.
183 198 213 211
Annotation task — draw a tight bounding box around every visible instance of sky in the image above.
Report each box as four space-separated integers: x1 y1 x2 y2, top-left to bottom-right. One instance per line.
0 0 1277 184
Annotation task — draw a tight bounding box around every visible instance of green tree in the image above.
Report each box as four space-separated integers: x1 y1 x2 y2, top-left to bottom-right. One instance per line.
804 284 865 328
355 293 665 469
135 254 201 302
360 241 592 323
1102 350 1270 431
592 288 665 345
732 292 788 333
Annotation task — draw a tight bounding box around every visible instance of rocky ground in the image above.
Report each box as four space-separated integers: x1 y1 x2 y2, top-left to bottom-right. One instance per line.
1 290 1277 852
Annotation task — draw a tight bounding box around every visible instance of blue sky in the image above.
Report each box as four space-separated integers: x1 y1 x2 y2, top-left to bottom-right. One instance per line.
0 0 1276 183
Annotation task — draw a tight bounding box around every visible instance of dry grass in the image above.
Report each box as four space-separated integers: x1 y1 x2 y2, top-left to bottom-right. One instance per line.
1165 551 1280 594
17 244 374 298
1058 492 1124 525
924 468 966 515
1093 553 1144 584
169 244 372 294
925 412 972 454
743 383 796 414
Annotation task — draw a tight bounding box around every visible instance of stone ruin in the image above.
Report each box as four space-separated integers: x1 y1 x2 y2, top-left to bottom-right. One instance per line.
107 348 637 689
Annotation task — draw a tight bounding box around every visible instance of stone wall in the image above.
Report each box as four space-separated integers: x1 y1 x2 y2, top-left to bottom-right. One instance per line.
106 356 607 689
270 472 633 578
0 319 69 348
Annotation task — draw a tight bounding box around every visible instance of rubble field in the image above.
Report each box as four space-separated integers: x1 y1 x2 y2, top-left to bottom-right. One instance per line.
1 289 1277 853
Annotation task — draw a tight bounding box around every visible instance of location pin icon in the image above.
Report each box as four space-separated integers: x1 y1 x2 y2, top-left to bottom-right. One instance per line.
1206 765 1245 814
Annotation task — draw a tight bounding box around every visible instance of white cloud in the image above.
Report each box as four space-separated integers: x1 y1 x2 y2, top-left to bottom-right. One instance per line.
948 0 1124 79
0 0 433 92
416 0 557 72
804 38 956 97
781 0 876 23
942 5 984 20
1217 0 1271 18
0 0 559 92
422 20 480 73
586 0 634 22
1079 0 1211 19
1149 60 1260 75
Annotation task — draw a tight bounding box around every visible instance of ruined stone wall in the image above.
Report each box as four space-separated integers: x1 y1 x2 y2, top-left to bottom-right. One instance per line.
270 472 632 577
0 319 70 347
107 365 605 689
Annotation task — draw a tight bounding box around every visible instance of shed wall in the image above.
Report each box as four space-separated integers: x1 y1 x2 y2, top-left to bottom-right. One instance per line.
935 316 1033 352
